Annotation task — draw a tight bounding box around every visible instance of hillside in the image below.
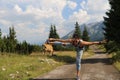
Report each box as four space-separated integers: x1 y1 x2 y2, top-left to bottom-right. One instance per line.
62 21 105 41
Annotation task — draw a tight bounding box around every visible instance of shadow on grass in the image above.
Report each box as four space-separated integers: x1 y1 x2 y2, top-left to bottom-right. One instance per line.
47 51 112 65
81 58 112 65
30 78 76 80
94 51 107 54
82 51 112 65
48 54 76 64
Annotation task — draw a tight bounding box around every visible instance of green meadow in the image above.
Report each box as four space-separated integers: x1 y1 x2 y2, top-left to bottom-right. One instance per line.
0 46 119 80
0 51 77 80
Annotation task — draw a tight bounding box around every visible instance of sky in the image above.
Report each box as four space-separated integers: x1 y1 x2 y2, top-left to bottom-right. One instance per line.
0 0 110 44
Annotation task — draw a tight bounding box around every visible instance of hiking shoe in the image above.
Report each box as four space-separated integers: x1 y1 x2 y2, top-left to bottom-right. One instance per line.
76 76 80 80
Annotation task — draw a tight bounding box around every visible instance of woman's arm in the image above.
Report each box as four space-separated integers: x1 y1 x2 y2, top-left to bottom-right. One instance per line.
80 40 100 46
47 40 71 46
49 38 72 43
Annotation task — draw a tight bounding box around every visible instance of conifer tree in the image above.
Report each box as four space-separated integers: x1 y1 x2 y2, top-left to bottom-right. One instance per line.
103 0 120 53
73 22 82 38
82 26 90 51
53 25 59 39
49 24 59 39
48 24 60 50
0 29 2 52
104 0 120 44
21 41 29 54
2 36 8 52
0 29 1 39
82 26 89 41
49 25 54 38
8 26 17 52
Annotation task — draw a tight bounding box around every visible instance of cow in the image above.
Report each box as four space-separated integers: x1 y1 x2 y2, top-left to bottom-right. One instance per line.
42 43 54 56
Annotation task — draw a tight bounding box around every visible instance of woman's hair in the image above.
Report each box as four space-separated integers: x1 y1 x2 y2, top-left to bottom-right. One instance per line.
72 33 80 39
71 34 80 46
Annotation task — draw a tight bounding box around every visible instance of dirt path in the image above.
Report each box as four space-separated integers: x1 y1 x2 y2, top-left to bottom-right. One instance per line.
33 46 120 80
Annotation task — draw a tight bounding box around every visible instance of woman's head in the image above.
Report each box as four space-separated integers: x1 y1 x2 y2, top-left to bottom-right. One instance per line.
72 33 80 39
72 33 80 46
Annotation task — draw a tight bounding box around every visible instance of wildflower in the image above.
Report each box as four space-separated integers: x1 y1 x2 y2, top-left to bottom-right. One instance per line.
9 74 15 79
16 71 19 74
26 71 29 74
2 67 6 71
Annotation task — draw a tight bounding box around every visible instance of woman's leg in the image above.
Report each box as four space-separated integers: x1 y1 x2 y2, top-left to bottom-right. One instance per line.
76 49 83 78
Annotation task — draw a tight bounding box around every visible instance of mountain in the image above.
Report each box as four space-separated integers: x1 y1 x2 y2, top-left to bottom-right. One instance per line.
62 21 105 41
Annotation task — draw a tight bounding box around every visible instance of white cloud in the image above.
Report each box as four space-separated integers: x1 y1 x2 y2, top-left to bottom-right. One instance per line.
14 4 22 13
67 1 77 10
80 1 86 10
68 9 90 24
0 0 68 44
80 0 110 22
14 22 49 43
0 19 11 26
85 0 110 12
0 0 110 44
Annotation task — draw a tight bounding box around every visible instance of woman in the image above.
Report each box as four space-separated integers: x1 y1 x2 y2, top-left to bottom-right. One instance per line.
48 34 102 80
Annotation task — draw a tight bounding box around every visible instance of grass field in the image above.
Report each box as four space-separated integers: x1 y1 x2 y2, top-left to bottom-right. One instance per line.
0 50 94 80
0 53 63 80
108 53 120 71
114 61 120 71
0 52 72 80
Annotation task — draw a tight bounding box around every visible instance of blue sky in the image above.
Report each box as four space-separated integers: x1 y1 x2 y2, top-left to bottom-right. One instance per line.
0 0 110 44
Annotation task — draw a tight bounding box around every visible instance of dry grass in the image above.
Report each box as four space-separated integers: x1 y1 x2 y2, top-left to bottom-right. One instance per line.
0 50 94 80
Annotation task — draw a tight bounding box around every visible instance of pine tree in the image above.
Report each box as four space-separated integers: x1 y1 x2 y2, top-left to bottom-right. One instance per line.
49 25 54 38
73 22 82 38
103 0 120 44
0 29 2 52
82 26 90 51
103 0 120 54
2 36 7 52
8 26 17 52
53 25 59 39
21 41 29 54
49 24 59 39
48 24 60 50
0 29 1 40
82 26 89 41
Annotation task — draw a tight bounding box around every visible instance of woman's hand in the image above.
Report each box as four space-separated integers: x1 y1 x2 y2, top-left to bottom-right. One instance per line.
93 41 100 44
98 39 107 44
48 38 56 42
62 43 67 46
